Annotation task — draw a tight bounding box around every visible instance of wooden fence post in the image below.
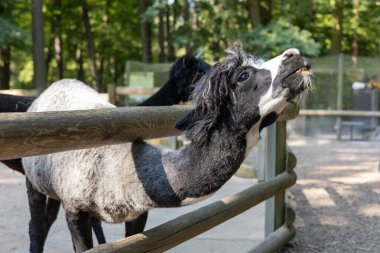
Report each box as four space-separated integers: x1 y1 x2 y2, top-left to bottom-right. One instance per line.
107 84 116 104
264 121 287 236
123 61 131 105
257 135 267 182
336 53 344 139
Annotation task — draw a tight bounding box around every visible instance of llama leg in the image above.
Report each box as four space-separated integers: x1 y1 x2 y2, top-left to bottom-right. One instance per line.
26 179 46 253
124 211 148 237
91 217 106 244
44 198 61 239
65 210 93 252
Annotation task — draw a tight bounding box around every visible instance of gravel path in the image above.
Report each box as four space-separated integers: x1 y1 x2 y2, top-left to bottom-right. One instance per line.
284 135 380 253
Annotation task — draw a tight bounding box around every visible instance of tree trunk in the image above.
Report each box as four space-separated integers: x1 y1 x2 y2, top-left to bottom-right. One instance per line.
351 0 359 65
259 0 272 25
246 0 261 28
53 0 63 80
99 57 104 87
139 0 152 63
45 37 54 82
183 0 192 54
98 0 110 89
31 0 46 94
330 0 344 54
0 46 11 89
109 57 116 84
0 4 10 89
166 5 175 61
76 43 85 82
46 0 63 83
82 0 99 90
158 2 166 62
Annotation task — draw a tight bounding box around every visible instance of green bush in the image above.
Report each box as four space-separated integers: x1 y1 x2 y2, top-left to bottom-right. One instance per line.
242 18 321 59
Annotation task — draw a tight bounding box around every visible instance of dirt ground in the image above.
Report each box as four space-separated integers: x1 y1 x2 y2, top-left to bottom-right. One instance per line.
284 135 380 253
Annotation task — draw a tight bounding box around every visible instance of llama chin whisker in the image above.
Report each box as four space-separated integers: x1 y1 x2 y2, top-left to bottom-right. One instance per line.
303 75 314 91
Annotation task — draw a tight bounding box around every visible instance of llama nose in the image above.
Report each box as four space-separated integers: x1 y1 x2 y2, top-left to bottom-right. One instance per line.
282 48 300 60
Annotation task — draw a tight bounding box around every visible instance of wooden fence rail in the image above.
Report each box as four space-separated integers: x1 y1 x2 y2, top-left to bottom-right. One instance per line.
86 171 297 253
0 104 297 160
0 106 190 160
0 94 299 252
299 109 380 117
0 89 39 97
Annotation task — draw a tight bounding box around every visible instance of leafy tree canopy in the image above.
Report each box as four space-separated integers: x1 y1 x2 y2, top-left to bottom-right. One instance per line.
242 18 321 59
0 17 31 50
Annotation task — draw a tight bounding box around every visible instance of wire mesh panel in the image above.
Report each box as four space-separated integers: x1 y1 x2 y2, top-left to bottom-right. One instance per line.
306 54 380 110
122 60 174 105
293 54 380 136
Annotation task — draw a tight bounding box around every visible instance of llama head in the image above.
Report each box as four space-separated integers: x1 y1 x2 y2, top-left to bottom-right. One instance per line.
175 43 312 147
169 53 211 102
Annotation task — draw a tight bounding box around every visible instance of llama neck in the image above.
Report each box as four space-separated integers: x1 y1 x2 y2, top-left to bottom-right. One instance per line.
138 80 180 106
134 126 247 208
175 127 247 203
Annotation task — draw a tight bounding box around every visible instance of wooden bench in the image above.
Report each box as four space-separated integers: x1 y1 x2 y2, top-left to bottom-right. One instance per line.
337 121 365 140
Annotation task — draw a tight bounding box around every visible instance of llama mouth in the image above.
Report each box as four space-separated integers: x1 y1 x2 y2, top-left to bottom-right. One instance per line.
283 65 313 100
296 66 312 77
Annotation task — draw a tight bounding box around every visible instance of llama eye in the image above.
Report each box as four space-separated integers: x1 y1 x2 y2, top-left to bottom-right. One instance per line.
238 72 249 83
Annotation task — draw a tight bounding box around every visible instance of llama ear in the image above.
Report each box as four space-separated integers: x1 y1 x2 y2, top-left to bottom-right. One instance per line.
195 51 203 59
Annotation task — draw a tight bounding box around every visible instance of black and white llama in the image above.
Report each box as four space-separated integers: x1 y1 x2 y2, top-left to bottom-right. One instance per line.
23 44 312 252
0 54 210 246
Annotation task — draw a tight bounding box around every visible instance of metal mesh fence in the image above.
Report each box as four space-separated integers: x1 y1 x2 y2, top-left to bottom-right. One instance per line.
307 54 380 110
124 55 380 112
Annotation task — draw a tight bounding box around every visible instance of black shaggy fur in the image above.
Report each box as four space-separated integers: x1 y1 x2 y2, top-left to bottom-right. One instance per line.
0 94 33 112
176 47 253 147
175 64 239 147
139 55 210 106
0 54 210 248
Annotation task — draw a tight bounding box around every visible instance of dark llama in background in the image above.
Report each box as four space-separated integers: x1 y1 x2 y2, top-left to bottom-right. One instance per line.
0 53 210 247
22 44 312 252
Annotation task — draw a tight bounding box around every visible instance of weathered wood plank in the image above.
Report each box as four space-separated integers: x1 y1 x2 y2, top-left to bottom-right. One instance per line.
0 89 109 101
116 86 160 95
0 106 191 160
0 103 296 160
85 172 296 253
249 224 295 253
299 109 380 117
107 84 116 104
0 89 39 97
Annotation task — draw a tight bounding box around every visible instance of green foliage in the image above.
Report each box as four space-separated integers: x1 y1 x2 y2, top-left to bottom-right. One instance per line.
2 0 380 92
242 18 321 58
0 17 31 50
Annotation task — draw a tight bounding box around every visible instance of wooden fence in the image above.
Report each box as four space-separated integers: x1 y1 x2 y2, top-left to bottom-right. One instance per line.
299 109 380 140
299 109 380 118
0 88 299 252
0 107 299 252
